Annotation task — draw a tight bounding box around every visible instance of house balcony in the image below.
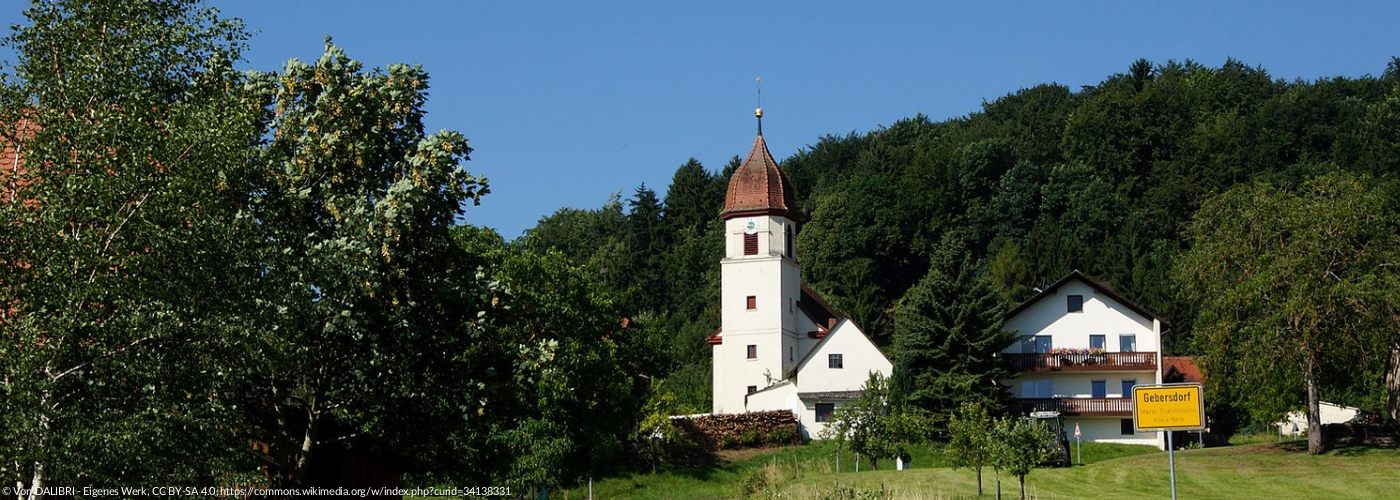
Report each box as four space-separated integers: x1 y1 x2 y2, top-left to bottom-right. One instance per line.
1007 352 1157 373
1010 397 1133 417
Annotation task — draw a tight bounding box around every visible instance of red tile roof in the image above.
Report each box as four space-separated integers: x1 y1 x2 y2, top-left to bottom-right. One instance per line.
721 134 797 219
1163 356 1203 384
2 118 34 203
706 327 722 345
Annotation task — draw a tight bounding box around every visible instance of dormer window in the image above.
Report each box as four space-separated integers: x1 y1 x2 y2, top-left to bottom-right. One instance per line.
1068 295 1084 313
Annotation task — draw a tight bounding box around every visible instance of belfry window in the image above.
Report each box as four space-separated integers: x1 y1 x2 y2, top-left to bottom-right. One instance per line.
784 224 794 258
744 233 758 255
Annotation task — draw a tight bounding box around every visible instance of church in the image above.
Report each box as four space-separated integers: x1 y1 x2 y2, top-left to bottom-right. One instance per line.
706 109 892 439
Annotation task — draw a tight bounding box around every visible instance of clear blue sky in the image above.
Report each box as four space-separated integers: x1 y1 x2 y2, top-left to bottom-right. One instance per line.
4 1 1399 238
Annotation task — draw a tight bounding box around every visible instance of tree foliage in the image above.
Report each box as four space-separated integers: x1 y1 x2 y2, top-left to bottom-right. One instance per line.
247 40 489 484
1 1 652 493
892 239 1017 416
0 0 264 492
820 372 934 470
991 416 1056 500
946 402 996 496
1174 171 1400 454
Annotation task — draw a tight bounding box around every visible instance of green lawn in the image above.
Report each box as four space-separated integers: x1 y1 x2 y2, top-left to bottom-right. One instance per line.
556 441 1400 500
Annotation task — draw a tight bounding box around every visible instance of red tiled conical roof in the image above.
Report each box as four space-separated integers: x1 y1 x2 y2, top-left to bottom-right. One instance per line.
721 134 797 219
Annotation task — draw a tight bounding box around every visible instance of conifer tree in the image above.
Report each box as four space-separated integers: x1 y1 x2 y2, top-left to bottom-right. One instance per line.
892 239 1016 415
662 158 716 235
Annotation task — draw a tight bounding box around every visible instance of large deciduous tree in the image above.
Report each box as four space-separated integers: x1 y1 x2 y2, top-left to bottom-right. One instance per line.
249 41 488 484
0 0 264 494
1175 171 1400 454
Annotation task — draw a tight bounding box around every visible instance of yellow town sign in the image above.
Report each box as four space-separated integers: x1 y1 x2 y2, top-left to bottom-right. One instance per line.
1132 383 1205 432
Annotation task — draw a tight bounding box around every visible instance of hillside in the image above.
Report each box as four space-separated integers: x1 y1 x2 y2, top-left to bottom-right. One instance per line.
523 57 1400 417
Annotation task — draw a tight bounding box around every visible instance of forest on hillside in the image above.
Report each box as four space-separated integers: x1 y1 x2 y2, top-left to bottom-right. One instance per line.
522 57 1400 419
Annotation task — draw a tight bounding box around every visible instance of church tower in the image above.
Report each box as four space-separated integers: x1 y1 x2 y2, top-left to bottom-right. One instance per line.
712 108 803 414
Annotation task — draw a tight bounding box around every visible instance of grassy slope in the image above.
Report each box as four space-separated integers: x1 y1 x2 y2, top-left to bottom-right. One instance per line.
566 441 1400 500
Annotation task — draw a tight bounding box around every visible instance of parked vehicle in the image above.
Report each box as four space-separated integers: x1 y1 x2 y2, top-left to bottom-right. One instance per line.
1030 411 1071 467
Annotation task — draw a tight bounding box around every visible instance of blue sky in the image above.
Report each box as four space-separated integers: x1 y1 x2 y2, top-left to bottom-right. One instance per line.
4 2 1399 238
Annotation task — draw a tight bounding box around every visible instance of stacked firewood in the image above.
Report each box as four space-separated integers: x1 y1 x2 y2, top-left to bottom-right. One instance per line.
674 410 799 450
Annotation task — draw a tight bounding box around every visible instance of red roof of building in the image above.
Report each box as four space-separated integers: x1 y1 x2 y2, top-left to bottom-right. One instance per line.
721 134 797 220
2 118 35 203
1163 356 1203 384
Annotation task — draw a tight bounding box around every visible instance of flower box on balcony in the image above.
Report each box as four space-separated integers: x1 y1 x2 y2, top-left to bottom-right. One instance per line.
1059 353 1105 364
1050 347 1106 365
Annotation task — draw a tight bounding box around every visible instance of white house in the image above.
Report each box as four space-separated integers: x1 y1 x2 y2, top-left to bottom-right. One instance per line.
1002 271 1167 449
1278 402 1360 437
708 109 892 439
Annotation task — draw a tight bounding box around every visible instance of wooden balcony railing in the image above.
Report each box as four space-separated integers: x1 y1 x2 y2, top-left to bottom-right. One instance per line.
1006 352 1157 373
1010 398 1134 417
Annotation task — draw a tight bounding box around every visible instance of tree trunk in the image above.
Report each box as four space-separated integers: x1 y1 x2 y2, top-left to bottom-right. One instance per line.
1018 474 1026 500
976 467 983 496
1386 345 1400 421
294 390 320 487
22 390 52 500
996 470 1001 500
22 461 43 500
1305 356 1325 455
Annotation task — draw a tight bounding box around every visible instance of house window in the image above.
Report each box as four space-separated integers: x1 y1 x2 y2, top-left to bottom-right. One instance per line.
1120 334 1137 353
784 224 794 258
746 345 757 359
746 296 757 310
1068 295 1084 313
1121 418 1136 435
1034 336 1052 354
790 346 794 361
747 385 758 395
829 354 844 369
1121 380 1136 397
1091 380 1107 399
815 403 835 423
744 233 758 255
1023 379 1053 398
1090 334 1106 350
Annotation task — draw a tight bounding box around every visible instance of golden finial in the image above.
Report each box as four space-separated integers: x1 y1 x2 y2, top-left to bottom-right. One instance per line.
756 76 764 135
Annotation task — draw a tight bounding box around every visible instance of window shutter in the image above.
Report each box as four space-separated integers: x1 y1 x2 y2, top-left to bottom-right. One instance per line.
744 232 758 255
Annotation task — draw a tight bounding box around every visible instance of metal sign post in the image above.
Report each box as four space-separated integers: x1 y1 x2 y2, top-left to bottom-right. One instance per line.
1074 422 1082 465
1167 431 1177 500
1133 383 1206 500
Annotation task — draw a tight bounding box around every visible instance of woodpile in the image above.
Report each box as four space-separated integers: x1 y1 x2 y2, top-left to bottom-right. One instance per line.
674 410 799 450
1325 421 1399 448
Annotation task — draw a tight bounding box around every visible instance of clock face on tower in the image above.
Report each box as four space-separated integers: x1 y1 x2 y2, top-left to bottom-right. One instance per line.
744 219 758 235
